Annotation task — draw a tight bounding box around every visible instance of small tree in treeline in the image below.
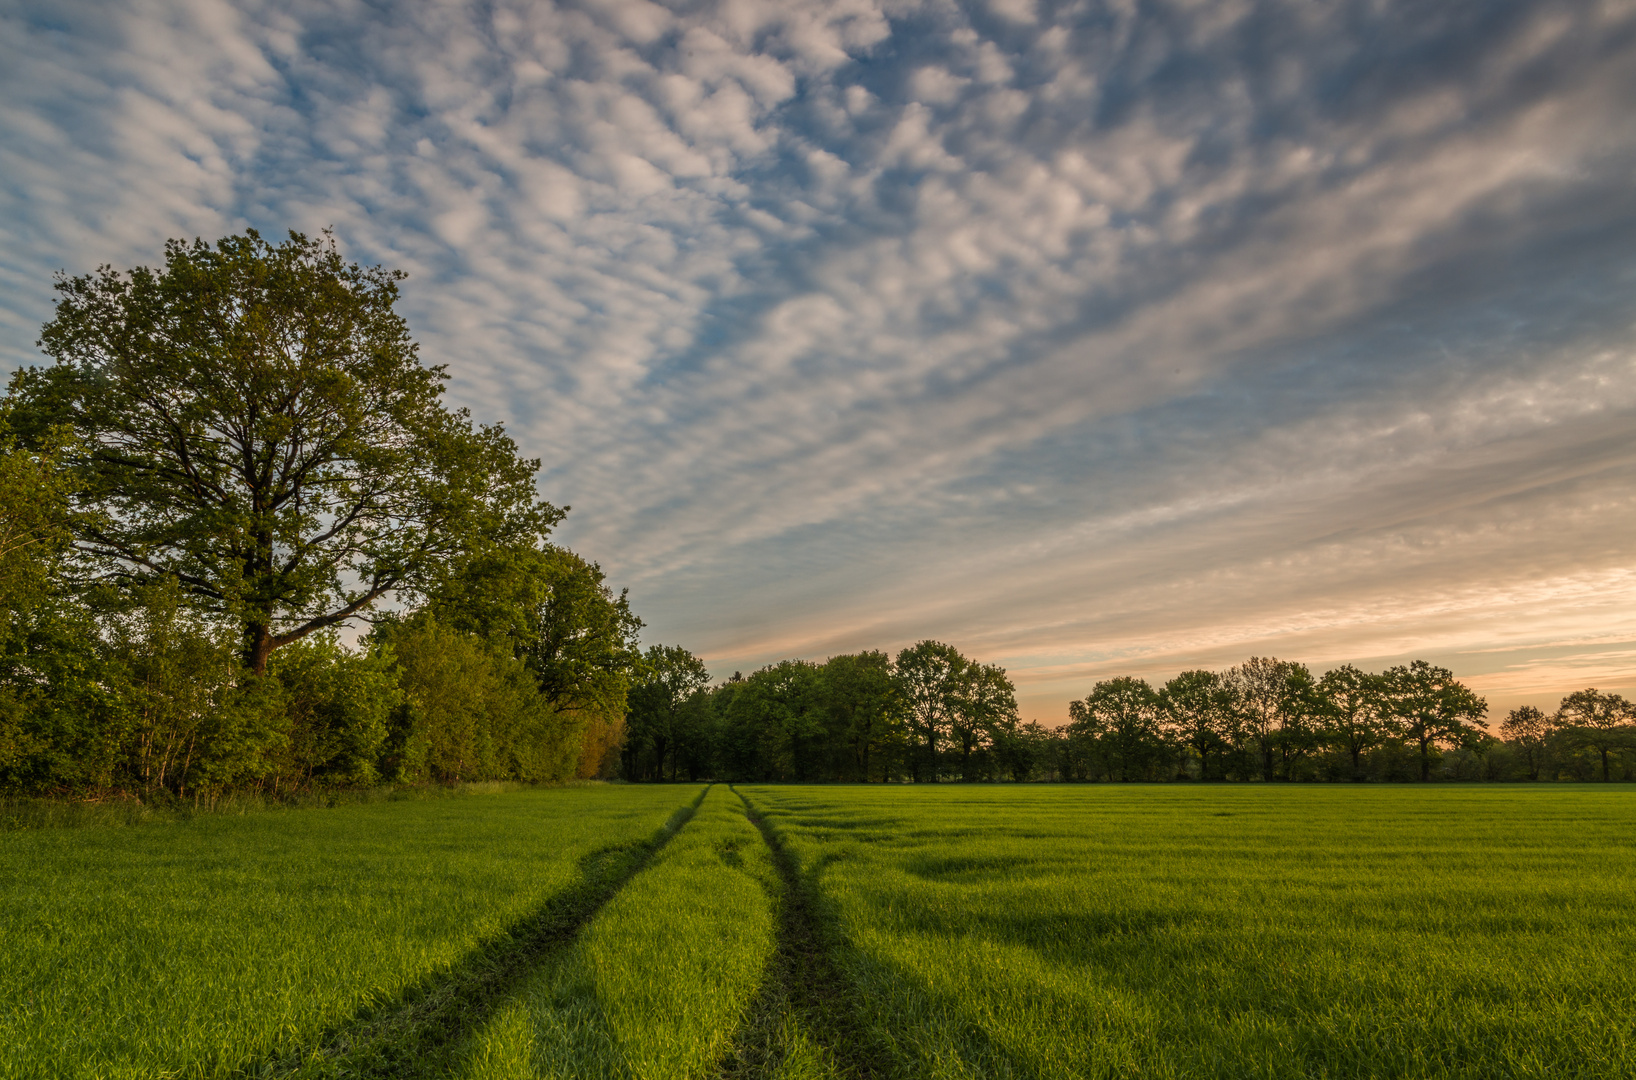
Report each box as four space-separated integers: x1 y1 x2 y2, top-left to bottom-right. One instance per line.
1319 665 1389 781
1379 660 1489 782
1555 690 1635 783
0 230 642 798
623 645 712 782
1499 706 1552 781
896 641 966 783
1069 677 1162 781
1158 670 1233 780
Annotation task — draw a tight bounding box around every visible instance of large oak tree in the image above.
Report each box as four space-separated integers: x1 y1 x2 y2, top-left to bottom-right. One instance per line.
10 229 556 674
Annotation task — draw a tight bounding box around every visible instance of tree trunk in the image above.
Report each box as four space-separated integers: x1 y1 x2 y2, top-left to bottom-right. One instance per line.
246 621 276 676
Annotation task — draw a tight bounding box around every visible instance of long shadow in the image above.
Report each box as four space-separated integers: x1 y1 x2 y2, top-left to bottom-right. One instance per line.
243 787 710 1079
716 787 885 1080
720 789 1043 1080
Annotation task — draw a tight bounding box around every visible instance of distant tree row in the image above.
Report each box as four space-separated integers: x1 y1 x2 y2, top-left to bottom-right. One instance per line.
624 645 1636 783
0 231 642 799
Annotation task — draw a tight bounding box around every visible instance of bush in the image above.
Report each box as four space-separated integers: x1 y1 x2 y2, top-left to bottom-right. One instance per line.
379 617 583 784
267 636 403 789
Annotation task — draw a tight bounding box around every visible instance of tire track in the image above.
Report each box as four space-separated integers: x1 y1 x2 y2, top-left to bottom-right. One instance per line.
252 786 711 1079
717 787 883 1080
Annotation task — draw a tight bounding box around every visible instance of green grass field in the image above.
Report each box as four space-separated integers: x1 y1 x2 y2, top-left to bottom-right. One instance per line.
0 785 701 1079
3 784 1632 1078
744 784 1636 1080
450 784 779 1080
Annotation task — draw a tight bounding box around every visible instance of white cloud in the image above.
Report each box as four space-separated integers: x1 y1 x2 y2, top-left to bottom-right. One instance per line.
2 0 1635 718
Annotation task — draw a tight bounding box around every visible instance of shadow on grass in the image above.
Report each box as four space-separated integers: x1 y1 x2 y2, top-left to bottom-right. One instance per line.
717 788 866 1078
721 789 1042 1080
241 787 710 1080
710 791 902 1079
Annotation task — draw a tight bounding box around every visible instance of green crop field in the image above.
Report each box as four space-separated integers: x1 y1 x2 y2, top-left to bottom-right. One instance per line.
743 784 1636 1080
450 783 779 1079
0 785 702 1079
2 784 1632 1079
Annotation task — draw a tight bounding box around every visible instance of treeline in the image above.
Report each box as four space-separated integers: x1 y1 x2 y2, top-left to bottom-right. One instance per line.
0 231 642 799
624 644 1636 783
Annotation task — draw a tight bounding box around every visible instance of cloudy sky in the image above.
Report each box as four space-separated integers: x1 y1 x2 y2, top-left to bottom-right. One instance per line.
3 0 1635 723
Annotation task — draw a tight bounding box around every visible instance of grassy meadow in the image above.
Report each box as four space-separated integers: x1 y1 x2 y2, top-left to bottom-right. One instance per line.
452 784 779 1079
3 783 1632 1078
743 784 1636 1080
0 784 700 1079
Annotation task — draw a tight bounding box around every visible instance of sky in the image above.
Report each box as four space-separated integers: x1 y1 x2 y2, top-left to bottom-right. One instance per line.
2 0 1635 725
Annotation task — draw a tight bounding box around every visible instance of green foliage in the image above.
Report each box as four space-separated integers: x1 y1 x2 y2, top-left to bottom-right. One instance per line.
624 645 712 781
1318 664 1390 780
106 579 283 797
379 616 583 785
0 420 111 791
1069 676 1164 781
821 650 906 782
894 640 968 782
1159 670 1235 779
427 543 642 778
11 228 557 674
736 660 830 782
1501 705 1554 781
0 230 649 799
621 646 1624 786
1554 689 1636 782
947 662 1017 781
267 634 403 788
0 419 71 631
1380 659 1488 781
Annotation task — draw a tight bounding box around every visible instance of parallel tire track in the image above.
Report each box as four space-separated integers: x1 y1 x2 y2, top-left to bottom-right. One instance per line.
718 787 882 1080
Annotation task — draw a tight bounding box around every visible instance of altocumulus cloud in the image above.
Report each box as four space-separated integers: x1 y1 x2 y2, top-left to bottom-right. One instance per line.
2 0 1635 719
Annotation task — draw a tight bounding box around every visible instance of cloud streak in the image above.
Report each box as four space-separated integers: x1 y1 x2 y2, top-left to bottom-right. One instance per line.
3 0 1635 719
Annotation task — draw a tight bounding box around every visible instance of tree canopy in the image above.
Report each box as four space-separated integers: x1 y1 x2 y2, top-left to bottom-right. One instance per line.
0 229 637 797
9 229 556 673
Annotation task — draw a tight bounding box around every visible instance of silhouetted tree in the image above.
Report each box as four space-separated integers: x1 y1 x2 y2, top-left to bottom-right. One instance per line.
1227 657 1296 781
1071 677 1163 781
949 662 1016 780
733 660 826 781
1319 664 1388 780
896 641 967 782
1555 689 1634 782
822 651 901 781
1500 705 1554 781
1160 670 1233 780
1380 661 1487 781
625 645 709 780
